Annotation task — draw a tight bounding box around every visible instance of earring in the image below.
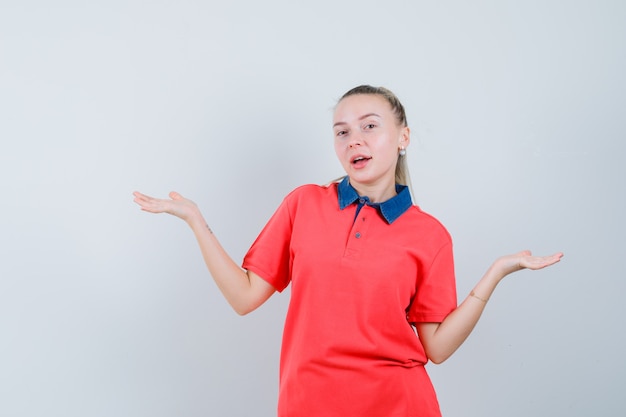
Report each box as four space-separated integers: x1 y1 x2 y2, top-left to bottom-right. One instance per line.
399 146 406 156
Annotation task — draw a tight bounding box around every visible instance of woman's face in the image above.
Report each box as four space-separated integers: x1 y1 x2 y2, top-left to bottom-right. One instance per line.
333 94 409 197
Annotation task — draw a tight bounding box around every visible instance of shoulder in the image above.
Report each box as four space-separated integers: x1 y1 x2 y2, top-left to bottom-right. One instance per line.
284 182 338 203
401 205 453 243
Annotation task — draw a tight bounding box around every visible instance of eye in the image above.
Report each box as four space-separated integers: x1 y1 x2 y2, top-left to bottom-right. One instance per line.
336 130 348 137
364 123 377 130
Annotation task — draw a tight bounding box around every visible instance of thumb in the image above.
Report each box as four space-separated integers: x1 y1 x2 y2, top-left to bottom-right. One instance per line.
169 191 183 200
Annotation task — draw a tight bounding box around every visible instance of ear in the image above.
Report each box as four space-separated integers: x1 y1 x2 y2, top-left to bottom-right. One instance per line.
399 126 410 149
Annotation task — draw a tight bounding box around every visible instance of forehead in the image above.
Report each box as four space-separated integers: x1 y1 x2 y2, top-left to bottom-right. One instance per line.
333 94 392 122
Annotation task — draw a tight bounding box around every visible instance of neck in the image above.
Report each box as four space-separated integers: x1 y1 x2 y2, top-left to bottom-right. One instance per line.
349 178 397 203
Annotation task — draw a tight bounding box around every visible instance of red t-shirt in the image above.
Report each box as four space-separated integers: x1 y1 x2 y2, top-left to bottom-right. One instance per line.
243 181 457 417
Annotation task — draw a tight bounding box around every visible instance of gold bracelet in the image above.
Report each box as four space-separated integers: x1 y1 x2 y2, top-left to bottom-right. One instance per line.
470 290 489 303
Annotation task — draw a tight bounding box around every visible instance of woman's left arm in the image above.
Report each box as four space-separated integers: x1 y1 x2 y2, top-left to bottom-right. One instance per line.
415 250 563 364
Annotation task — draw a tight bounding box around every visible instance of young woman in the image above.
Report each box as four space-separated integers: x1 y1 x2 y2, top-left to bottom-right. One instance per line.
133 85 563 417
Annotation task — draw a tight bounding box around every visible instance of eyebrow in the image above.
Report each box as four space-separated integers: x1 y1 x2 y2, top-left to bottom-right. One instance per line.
333 113 382 128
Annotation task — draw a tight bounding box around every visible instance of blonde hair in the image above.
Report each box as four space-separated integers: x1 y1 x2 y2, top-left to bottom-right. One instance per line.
334 85 415 201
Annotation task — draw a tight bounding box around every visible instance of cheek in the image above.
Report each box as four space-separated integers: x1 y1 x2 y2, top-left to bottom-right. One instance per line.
333 140 344 158
334 143 351 169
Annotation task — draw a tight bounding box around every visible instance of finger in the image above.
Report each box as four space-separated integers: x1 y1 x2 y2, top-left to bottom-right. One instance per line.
133 195 156 208
133 191 154 204
545 253 563 266
133 192 167 212
133 191 156 200
523 253 562 270
539 253 563 264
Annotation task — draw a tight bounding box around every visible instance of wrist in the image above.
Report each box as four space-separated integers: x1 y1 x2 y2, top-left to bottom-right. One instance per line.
186 208 207 229
492 255 524 279
485 261 508 284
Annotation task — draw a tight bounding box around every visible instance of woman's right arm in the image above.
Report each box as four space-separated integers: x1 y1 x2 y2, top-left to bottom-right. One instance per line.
133 191 276 315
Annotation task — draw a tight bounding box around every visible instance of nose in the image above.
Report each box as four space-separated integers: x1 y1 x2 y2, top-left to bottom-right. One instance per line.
348 134 362 148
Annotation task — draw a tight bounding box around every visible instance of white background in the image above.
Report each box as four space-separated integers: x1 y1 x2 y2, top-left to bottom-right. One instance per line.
1 1 624 416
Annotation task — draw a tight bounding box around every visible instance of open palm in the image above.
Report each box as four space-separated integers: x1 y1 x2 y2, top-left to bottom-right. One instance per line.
132 191 198 221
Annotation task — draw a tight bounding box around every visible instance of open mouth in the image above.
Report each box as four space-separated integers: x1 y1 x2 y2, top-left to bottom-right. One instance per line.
351 156 372 165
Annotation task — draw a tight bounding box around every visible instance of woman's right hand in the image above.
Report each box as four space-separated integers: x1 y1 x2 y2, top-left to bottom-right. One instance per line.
133 190 276 314
133 191 200 223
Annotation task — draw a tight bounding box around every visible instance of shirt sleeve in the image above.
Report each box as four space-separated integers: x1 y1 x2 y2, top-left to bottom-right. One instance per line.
242 195 294 292
406 240 457 323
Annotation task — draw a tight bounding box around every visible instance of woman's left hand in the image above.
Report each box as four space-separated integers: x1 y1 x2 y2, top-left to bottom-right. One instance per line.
495 250 563 278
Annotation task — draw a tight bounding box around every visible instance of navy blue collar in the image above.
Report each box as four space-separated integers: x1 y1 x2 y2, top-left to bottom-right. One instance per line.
337 176 412 224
